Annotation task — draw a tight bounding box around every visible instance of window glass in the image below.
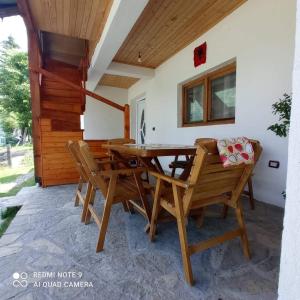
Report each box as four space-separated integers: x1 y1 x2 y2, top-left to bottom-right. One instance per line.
210 72 236 120
186 84 204 123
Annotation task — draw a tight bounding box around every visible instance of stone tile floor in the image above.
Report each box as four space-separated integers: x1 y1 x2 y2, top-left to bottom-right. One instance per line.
0 185 283 300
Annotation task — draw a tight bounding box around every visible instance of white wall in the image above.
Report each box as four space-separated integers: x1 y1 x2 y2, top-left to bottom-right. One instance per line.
128 0 296 207
278 0 300 297
83 85 128 140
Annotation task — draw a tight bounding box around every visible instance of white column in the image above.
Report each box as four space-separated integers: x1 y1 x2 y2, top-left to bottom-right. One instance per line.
278 0 300 298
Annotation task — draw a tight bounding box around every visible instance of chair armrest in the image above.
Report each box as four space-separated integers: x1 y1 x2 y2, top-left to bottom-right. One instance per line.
100 167 148 177
149 171 189 188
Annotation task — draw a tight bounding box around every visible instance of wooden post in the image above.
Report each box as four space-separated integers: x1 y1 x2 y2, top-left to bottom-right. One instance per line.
124 104 130 138
17 0 42 184
6 144 12 167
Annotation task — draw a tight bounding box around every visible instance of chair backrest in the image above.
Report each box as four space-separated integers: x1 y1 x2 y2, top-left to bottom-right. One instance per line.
77 141 108 196
183 139 262 214
66 140 89 182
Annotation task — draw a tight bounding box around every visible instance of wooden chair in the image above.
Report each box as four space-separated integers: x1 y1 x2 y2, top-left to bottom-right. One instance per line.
169 138 256 211
149 139 262 285
66 140 94 222
67 140 118 222
77 140 152 252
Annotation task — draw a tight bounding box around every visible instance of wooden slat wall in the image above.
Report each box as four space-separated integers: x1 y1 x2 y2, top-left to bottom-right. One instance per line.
40 119 83 186
40 59 85 187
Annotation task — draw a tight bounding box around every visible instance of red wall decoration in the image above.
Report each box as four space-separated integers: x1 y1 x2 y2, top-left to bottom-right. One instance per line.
194 42 207 67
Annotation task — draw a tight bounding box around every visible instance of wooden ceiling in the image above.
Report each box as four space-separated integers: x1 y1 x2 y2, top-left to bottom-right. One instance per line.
99 74 139 89
28 0 113 57
114 0 246 68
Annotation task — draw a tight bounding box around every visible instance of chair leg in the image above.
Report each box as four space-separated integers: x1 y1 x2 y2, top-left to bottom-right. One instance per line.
173 184 194 285
235 206 251 259
149 178 162 241
74 178 83 206
134 173 152 223
96 175 117 252
81 182 93 223
222 204 229 219
122 201 129 212
84 186 96 224
247 178 255 210
171 167 176 177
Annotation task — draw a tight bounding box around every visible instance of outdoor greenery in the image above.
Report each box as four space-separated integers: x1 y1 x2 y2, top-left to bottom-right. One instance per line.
268 93 291 138
268 93 292 199
0 206 21 237
0 145 34 197
0 36 31 144
0 177 35 198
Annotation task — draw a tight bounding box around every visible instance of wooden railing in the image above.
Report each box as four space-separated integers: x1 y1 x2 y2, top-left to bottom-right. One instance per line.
30 67 130 138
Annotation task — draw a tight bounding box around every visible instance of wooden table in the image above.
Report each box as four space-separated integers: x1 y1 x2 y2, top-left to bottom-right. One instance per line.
102 143 197 178
102 144 198 231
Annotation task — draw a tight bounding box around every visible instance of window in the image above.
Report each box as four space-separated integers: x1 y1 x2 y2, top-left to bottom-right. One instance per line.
182 63 236 126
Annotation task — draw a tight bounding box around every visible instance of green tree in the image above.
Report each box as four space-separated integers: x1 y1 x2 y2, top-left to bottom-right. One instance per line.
0 36 31 143
268 93 291 138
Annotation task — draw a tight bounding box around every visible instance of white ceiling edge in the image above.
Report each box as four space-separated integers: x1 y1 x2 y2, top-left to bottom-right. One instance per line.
87 0 149 91
106 62 154 79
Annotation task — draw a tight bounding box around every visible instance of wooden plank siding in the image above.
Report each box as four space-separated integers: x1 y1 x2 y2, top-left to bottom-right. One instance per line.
40 124 82 186
39 59 85 187
38 60 109 187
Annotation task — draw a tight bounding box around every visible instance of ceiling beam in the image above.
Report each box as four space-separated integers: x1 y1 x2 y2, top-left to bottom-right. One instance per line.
106 62 154 79
87 0 149 91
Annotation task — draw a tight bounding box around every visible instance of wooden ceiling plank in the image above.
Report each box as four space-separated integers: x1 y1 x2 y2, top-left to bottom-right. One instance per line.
69 0 78 37
74 0 86 39
114 0 165 62
140 0 218 67
80 0 93 38
113 0 245 68
145 0 241 66
127 0 216 66
62 0 71 36
85 0 101 39
55 0 64 35
99 74 139 89
136 0 208 66
115 0 203 66
50 0 58 34
118 0 173 63
159 0 240 58
41 0 52 32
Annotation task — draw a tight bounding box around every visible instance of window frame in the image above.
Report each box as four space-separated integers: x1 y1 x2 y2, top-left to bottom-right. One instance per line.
182 62 236 127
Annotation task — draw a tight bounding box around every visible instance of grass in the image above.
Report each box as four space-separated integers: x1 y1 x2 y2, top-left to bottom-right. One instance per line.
0 206 21 238
0 148 35 197
0 177 36 198
0 144 33 156
0 166 34 184
0 145 35 237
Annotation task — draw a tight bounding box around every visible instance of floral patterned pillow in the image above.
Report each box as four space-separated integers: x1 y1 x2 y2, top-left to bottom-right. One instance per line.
217 137 254 167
